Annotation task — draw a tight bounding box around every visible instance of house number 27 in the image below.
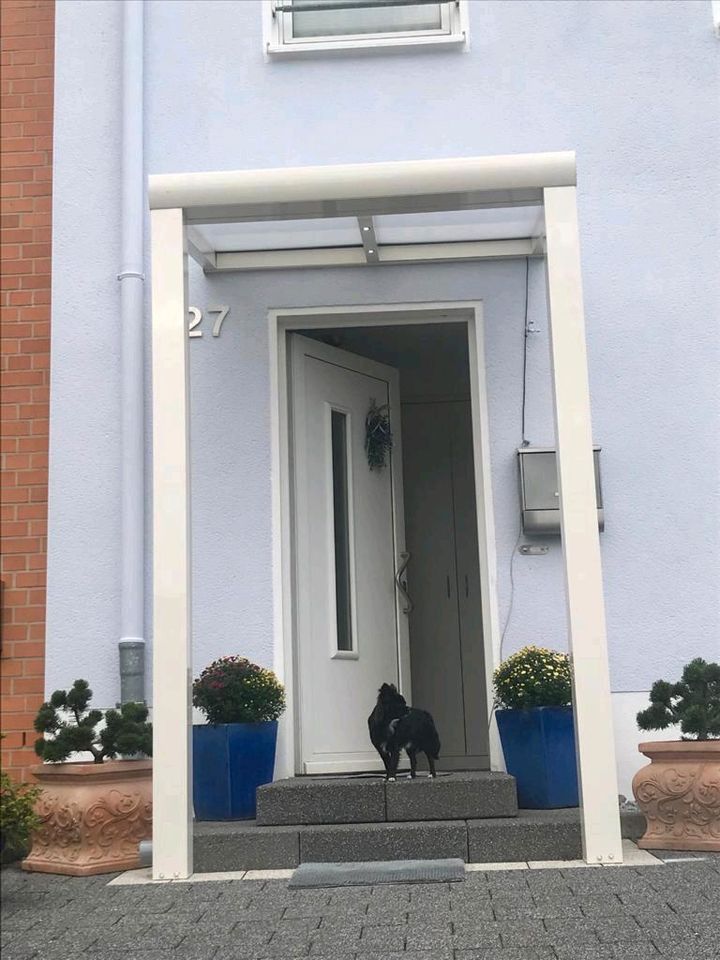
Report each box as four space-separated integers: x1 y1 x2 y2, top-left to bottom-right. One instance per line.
188 305 230 338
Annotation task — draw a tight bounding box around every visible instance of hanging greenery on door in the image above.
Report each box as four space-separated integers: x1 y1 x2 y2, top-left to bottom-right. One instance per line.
365 400 392 470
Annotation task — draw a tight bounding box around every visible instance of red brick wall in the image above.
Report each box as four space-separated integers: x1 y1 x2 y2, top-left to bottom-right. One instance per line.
0 0 54 781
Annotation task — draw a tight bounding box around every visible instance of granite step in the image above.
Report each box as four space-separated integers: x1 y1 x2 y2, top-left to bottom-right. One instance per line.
193 809 646 872
256 771 518 826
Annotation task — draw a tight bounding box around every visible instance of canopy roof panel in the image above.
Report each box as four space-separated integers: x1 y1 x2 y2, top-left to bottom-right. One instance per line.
195 217 361 252
191 205 546 255
373 206 545 244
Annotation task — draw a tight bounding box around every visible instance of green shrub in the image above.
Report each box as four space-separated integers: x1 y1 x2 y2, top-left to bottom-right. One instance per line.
34 679 152 763
493 645 572 710
1 770 40 860
193 656 285 725
637 658 720 741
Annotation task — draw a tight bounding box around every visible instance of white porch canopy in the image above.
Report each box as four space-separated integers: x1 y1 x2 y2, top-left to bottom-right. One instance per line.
148 151 622 879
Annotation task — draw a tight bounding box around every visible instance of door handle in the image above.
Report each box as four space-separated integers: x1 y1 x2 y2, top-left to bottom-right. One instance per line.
395 551 413 615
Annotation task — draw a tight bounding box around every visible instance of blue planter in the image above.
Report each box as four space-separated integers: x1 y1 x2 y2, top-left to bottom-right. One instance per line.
496 706 579 809
192 721 278 820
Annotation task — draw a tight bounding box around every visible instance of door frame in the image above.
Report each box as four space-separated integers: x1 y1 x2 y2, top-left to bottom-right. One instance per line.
268 301 502 778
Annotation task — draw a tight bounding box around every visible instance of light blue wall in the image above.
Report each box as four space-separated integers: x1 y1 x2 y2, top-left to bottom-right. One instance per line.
47 0 720 710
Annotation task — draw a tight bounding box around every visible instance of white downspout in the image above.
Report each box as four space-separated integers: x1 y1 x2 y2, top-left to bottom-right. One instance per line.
118 0 146 703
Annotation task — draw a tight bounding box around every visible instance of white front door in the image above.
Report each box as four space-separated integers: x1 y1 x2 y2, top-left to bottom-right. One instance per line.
290 334 409 774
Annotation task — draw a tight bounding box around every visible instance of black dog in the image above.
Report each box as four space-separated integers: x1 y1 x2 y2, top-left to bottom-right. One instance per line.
368 683 440 781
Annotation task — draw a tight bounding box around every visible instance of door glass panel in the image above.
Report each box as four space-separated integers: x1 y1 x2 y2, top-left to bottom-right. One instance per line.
331 409 353 652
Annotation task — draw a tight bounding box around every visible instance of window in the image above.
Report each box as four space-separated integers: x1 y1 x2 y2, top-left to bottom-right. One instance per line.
330 409 355 655
265 0 468 56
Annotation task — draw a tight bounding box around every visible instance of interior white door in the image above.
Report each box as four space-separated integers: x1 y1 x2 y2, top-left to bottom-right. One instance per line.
401 400 489 769
290 334 409 774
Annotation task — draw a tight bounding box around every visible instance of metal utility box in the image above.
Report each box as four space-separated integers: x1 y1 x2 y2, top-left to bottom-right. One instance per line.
518 446 604 535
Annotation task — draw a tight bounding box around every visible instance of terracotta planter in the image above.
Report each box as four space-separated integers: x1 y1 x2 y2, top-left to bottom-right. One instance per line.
632 740 720 852
22 759 152 876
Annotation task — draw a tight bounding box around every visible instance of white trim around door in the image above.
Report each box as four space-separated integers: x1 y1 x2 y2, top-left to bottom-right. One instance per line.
268 302 502 779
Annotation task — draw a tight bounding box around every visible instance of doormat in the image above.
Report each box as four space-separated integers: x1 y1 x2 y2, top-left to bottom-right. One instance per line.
288 858 465 888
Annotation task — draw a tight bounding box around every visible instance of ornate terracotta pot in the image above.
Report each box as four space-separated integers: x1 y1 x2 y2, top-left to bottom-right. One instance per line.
22 759 152 876
632 740 720 852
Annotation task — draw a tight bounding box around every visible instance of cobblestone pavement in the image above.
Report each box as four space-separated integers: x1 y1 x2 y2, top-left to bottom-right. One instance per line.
2 858 719 960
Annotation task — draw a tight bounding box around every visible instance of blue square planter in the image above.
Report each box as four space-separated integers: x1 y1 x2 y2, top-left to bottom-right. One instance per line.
495 706 579 809
192 721 278 821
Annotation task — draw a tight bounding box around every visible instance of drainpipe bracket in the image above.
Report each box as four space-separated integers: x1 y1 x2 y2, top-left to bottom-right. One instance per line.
117 270 145 281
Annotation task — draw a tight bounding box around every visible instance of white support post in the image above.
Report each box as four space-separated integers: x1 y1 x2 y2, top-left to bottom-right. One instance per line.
543 186 623 865
150 207 193 879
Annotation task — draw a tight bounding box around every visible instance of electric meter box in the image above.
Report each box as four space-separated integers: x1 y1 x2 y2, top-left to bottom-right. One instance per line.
518 446 604 535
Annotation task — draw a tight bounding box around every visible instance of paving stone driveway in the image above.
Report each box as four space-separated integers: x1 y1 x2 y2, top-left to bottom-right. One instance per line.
2 859 719 960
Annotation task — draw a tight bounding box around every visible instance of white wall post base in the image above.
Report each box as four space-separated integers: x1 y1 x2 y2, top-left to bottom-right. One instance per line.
544 185 623 865
150 207 193 880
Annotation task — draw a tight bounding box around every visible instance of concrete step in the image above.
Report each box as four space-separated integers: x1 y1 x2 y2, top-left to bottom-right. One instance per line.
468 809 644 864
256 771 518 826
193 809 646 872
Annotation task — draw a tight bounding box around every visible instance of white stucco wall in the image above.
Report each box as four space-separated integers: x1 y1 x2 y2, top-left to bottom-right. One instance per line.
47 1 720 790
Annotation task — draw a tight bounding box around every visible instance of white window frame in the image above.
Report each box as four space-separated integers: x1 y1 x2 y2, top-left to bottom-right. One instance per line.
263 0 469 57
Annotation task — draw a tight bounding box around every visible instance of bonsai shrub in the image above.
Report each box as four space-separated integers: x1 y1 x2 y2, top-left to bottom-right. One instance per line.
637 657 720 741
34 679 153 763
494 645 572 710
193 656 285 725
